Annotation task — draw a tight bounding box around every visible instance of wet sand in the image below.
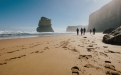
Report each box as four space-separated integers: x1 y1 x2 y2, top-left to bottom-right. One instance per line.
0 33 121 75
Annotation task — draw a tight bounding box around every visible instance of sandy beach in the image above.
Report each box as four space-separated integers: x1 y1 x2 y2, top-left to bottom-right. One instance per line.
0 33 121 75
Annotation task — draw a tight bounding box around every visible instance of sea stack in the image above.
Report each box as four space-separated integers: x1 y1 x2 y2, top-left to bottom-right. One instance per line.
37 17 54 32
87 0 121 32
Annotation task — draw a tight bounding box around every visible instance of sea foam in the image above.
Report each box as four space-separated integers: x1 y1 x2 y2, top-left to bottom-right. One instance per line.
0 30 74 40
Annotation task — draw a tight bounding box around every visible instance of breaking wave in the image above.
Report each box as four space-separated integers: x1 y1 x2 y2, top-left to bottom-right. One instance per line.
0 30 75 40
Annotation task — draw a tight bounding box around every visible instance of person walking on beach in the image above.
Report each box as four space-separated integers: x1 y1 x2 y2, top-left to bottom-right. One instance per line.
93 28 96 35
83 28 86 35
90 29 92 34
80 28 83 35
76 28 79 35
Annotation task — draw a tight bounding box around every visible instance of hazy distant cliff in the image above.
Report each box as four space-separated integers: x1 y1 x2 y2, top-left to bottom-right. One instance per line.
37 17 54 32
66 25 87 32
88 0 121 32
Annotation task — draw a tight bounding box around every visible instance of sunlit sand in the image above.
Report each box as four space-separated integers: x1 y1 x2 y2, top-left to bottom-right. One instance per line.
0 33 121 75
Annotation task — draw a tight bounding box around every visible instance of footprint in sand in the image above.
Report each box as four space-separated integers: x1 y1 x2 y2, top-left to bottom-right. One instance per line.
99 52 108 57
71 48 78 52
7 50 20 53
18 55 26 58
16 50 19 51
104 64 116 71
7 51 14 53
10 57 18 60
86 47 95 51
87 48 91 52
88 45 93 47
5 57 18 61
35 51 39 53
103 46 108 48
44 47 49 50
71 66 79 75
104 50 121 54
84 64 95 68
63 46 67 48
106 71 120 75
87 48 95 52
84 64 102 70
78 55 92 60
104 63 121 75
83 37 87 38
30 51 44 54
0 62 7 65
105 61 111 63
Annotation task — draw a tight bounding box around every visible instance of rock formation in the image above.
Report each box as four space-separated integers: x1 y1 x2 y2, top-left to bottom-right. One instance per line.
103 28 115 34
37 17 54 32
103 26 121 45
66 25 87 32
88 0 121 32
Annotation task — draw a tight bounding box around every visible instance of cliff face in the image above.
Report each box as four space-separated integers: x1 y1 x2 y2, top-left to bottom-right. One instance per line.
37 17 54 32
88 0 121 32
66 25 87 32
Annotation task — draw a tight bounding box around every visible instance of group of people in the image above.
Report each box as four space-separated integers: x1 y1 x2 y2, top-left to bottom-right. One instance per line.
76 28 96 35
76 28 86 35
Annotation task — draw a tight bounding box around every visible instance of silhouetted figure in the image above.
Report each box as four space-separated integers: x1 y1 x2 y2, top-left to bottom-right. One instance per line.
90 29 92 34
83 28 86 35
76 28 79 35
80 28 83 35
93 28 96 35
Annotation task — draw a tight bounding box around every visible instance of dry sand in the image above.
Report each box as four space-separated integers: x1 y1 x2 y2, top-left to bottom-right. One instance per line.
0 33 121 75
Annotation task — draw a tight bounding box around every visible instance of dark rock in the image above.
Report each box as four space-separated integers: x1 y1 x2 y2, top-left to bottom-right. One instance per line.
66 25 87 32
103 26 121 45
37 17 54 32
37 26 54 32
88 0 121 32
103 28 115 34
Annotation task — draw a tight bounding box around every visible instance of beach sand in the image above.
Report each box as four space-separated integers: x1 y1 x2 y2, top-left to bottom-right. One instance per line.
0 33 121 75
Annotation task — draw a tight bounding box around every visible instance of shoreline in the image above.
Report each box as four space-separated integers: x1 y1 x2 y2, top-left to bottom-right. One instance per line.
0 32 75 40
0 32 104 40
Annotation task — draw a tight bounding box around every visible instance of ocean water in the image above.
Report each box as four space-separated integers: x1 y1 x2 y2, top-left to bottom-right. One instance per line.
0 31 75 40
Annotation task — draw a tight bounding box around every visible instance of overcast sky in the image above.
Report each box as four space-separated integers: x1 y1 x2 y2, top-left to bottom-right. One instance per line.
0 0 111 31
